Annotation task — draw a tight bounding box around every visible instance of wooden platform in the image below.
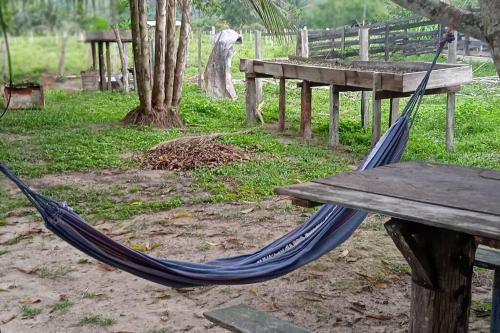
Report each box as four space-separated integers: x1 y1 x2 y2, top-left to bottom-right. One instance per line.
276 161 500 243
240 57 472 148
204 304 311 333
276 161 500 332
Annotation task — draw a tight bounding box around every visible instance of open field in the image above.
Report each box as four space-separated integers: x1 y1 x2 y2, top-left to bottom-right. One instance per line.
0 33 499 332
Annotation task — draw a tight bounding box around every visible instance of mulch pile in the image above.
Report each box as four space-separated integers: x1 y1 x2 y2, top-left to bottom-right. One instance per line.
138 134 252 171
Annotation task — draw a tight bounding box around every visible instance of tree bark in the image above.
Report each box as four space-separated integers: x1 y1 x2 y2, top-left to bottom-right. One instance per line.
112 25 129 92
164 0 177 109
390 0 500 77
152 0 167 107
58 31 68 77
171 0 192 108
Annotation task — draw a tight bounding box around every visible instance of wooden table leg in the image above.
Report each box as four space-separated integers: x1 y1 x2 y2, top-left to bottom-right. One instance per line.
106 42 112 91
278 77 286 131
329 85 340 147
385 219 476 333
389 98 400 127
493 269 500 333
97 42 105 91
371 73 382 147
91 42 97 70
447 91 455 151
245 74 257 124
300 80 312 141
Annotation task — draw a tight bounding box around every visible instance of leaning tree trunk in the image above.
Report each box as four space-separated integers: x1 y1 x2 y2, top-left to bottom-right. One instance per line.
112 24 129 92
171 0 193 108
164 0 177 110
152 0 167 107
390 0 500 77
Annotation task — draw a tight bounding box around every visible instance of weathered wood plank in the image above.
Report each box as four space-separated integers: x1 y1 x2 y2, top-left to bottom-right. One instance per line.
245 74 257 124
316 161 500 216
329 85 340 146
475 246 500 270
278 78 286 131
389 98 400 126
274 181 500 242
97 42 105 91
204 304 311 333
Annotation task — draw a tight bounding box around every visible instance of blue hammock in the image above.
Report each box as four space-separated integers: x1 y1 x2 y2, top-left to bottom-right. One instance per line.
0 36 452 289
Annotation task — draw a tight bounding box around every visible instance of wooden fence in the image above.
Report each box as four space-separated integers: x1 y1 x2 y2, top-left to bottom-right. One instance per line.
298 11 490 60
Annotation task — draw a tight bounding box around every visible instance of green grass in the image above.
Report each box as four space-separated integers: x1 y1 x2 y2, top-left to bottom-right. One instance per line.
51 298 73 313
1 34 498 223
20 305 42 319
79 314 116 327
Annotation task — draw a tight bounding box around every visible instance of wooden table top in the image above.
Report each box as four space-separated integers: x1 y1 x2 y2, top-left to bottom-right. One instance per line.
276 161 500 241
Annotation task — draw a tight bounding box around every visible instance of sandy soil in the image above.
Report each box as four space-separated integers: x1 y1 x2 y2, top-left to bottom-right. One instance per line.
0 169 493 333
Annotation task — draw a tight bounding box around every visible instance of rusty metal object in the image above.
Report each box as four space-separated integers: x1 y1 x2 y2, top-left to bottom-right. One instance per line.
4 84 44 109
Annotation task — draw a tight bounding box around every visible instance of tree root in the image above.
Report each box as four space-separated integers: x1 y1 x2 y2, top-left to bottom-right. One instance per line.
121 106 184 129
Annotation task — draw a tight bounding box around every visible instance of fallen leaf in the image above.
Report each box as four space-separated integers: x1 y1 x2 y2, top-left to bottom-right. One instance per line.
156 292 171 299
373 282 388 289
0 288 9 292
130 200 143 206
97 263 116 272
338 249 349 258
249 287 258 296
172 211 192 218
19 298 41 304
366 314 391 320
206 241 219 246
131 243 147 252
15 267 36 274
240 208 254 214
107 228 131 236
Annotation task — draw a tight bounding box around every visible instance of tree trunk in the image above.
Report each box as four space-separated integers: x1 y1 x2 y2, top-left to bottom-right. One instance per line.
481 0 500 76
58 31 69 77
171 0 192 108
112 25 129 92
152 0 167 107
164 0 177 109
390 0 500 77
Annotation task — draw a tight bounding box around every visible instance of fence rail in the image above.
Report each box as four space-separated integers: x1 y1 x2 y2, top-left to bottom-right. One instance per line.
296 10 489 60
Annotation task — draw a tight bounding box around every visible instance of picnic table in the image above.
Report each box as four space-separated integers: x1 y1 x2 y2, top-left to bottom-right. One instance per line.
276 161 500 333
240 58 472 149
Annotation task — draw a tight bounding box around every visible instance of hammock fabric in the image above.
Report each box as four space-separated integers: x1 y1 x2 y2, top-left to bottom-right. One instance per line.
0 35 453 289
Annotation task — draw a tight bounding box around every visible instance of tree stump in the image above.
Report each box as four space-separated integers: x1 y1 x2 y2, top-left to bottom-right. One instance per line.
204 29 242 100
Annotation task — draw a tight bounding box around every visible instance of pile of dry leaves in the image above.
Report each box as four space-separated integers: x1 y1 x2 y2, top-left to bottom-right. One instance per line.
138 134 252 171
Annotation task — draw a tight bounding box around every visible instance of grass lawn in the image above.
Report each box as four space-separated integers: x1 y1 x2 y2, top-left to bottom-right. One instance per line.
0 34 499 223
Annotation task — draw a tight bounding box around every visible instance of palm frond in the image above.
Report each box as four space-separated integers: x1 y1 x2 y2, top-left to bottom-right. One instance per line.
247 0 295 38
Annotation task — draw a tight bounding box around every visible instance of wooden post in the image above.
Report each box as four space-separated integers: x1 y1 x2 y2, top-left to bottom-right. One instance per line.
278 78 286 131
300 80 312 140
340 27 346 59
91 42 97 70
106 41 112 90
245 74 257 124
300 27 309 58
97 42 105 91
385 219 476 333
446 31 458 151
255 30 263 104
197 29 202 89
329 85 340 147
359 27 370 128
58 31 68 77
384 23 390 61
389 98 400 126
211 26 216 44
493 270 500 333
372 72 382 147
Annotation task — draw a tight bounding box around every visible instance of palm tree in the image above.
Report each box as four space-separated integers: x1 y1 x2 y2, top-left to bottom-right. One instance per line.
123 0 291 128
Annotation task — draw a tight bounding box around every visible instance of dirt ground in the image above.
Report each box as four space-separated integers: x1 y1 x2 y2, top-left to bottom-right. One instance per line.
0 169 493 333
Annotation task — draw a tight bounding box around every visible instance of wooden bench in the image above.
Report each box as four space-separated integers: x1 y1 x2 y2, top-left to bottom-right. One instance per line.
204 304 311 333
475 246 500 333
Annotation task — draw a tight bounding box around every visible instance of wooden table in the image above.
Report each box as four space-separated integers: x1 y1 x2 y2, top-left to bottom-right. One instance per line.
240 58 472 148
276 161 500 333
84 30 132 91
